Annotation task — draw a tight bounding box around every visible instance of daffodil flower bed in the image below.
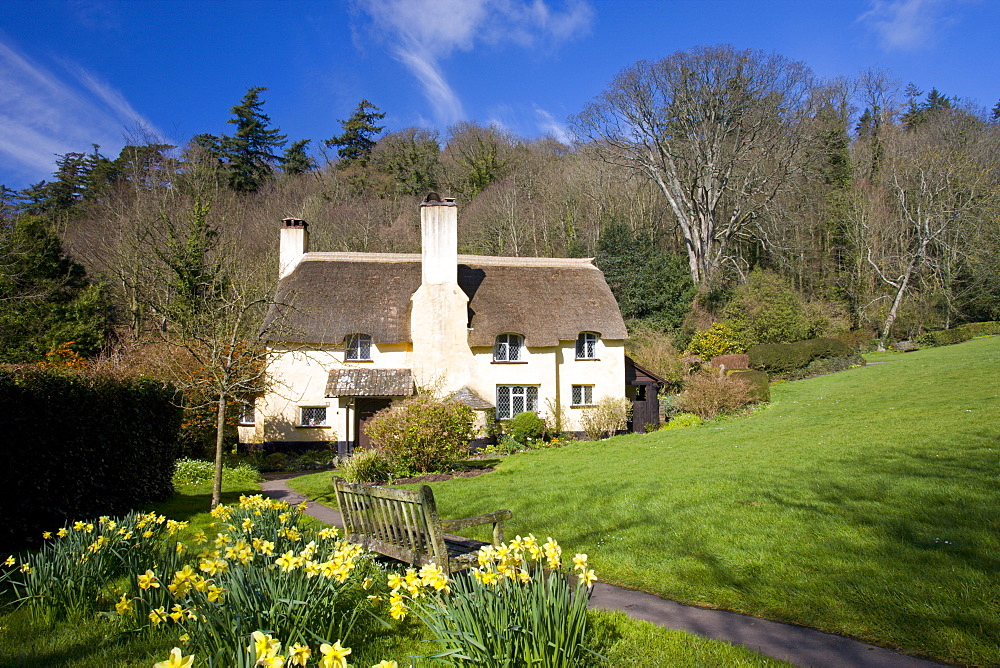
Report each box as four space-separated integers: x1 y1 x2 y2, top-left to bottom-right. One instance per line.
386 534 599 668
3 497 601 667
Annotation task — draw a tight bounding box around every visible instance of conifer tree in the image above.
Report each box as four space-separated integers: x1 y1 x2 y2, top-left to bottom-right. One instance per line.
280 139 316 175
325 99 385 165
223 87 287 191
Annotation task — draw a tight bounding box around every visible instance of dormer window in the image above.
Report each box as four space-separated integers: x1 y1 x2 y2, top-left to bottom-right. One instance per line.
493 333 523 362
345 334 372 361
576 332 598 360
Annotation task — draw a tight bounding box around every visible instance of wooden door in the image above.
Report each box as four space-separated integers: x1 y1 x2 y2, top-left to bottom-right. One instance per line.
355 398 392 451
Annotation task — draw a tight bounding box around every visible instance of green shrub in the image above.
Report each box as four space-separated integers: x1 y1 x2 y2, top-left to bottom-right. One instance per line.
918 321 1000 347
339 448 393 483
659 394 682 422
580 396 633 440
661 412 704 430
729 369 770 403
0 366 180 551
363 394 475 474
684 322 748 358
723 268 822 345
747 337 853 374
172 458 261 487
505 410 547 447
677 370 757 419
264 451 289 471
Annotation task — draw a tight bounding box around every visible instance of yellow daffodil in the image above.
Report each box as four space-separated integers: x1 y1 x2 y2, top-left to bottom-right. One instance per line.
287 642 311 666
318 527 339 540
42 531 52 540
297 501 309 511
175 542 187 555
388 593 408 620
169 604 186 622
149 606 168 626
319 640 351 668
152 647 194 668
372 661 399 668
179 633 191 644
115 595 133 615
19 563 33 574
3 556 14 567
387 573 403 590
138 569 160 590
275 550 302 572
361 577 373 590
250 630 281 662
57 528 68 538
241 518 254 532
572 554 588 570
582 568 598 587
206 584 225 603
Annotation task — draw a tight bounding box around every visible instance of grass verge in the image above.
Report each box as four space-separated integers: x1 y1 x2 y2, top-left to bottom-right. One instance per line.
291 336 1000 665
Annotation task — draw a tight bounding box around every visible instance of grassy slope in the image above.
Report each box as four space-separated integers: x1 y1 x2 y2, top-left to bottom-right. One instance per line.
293 337 999 665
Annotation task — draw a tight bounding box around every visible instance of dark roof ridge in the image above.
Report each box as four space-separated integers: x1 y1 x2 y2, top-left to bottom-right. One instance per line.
300 252 597 268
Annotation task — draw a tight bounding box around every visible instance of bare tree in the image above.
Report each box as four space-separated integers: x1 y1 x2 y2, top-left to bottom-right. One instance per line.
574 45 819 287
853 109 998 344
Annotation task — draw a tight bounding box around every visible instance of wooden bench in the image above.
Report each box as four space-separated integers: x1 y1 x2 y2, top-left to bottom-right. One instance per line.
333 479 512 575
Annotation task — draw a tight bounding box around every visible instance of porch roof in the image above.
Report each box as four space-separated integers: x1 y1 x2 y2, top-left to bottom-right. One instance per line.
325 368 415 397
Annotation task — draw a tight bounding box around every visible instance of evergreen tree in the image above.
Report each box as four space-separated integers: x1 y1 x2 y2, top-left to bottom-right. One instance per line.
0 216 110 361
991 100 1000 122
325 99 385 165
280 139 316 175
218 87 287 192
595 221 694 329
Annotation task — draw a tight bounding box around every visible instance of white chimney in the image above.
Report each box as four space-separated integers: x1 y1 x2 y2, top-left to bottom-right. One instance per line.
419 197 458 285
411 196 473 393
279 218 309 279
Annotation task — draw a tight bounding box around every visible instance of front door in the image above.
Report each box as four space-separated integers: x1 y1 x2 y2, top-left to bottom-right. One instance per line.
354 398 393 451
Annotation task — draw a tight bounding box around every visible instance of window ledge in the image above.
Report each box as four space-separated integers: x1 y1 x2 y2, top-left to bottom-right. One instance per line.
296 425 331 429
238 422 256 427
345 359 374 363
492 360 528 364
575 358 599 362
570 404 596 409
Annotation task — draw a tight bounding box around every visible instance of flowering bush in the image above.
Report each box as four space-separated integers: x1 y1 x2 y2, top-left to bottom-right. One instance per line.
363 394 475 474
683 322 748 359
387 535 597 667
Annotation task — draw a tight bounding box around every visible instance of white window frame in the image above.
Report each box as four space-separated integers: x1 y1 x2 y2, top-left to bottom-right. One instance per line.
571 385 594 407
496 385 539 420
345 334 372 361
299 406 328 427
576 332 598 360
493 333 524 362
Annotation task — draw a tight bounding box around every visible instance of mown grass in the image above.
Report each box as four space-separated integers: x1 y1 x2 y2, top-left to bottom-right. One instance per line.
291 336 1000 665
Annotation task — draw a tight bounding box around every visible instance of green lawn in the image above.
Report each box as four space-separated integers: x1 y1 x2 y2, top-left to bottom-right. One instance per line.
291 336 1000 665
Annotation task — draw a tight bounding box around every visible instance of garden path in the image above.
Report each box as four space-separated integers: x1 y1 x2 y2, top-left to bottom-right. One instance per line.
261 475 942 668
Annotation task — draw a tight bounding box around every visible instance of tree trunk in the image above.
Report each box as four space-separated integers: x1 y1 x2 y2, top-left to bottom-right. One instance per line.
211 392 226 509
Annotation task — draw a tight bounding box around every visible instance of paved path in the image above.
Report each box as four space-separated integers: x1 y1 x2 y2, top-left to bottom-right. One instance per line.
261 475 943 668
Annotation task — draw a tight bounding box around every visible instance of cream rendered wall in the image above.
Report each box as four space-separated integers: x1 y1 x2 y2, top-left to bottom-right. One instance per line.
466 336 625 433
238 342 412 445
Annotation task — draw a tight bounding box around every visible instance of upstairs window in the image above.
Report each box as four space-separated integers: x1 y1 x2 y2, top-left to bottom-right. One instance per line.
493 333 523 362
496 385 538 420
576 332 598 360
345 334 372 361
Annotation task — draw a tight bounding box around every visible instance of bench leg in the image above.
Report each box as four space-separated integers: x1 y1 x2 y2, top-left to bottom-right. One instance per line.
492 522 505 545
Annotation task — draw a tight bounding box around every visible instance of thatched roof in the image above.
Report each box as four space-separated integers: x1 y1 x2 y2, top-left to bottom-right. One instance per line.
264 252 626 347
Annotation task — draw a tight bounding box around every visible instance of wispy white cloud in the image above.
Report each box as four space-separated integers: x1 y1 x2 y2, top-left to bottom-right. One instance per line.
357 0 593 126
857 0 955 51
0 39 168 185
533 106 571 144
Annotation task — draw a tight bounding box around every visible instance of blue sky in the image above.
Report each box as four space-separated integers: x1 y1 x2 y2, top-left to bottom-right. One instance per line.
1 0 997 190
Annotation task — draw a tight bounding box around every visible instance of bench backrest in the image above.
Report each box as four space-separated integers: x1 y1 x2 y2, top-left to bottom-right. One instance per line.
334 479 449 568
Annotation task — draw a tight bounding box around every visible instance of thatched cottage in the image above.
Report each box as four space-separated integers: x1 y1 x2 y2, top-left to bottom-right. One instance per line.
239 197 661 453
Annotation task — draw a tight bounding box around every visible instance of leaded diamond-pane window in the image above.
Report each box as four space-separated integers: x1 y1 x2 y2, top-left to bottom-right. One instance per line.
496 385 538 420
576 332 598 359
238 400 256 426
345 334 372 361
571 385 593 406
300 407 327 427
493 334 523 362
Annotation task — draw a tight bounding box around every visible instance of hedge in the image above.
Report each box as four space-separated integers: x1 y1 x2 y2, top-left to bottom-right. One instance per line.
917 321 1000 347
729 369 770 403
0 366 181 552
747 338 856 375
